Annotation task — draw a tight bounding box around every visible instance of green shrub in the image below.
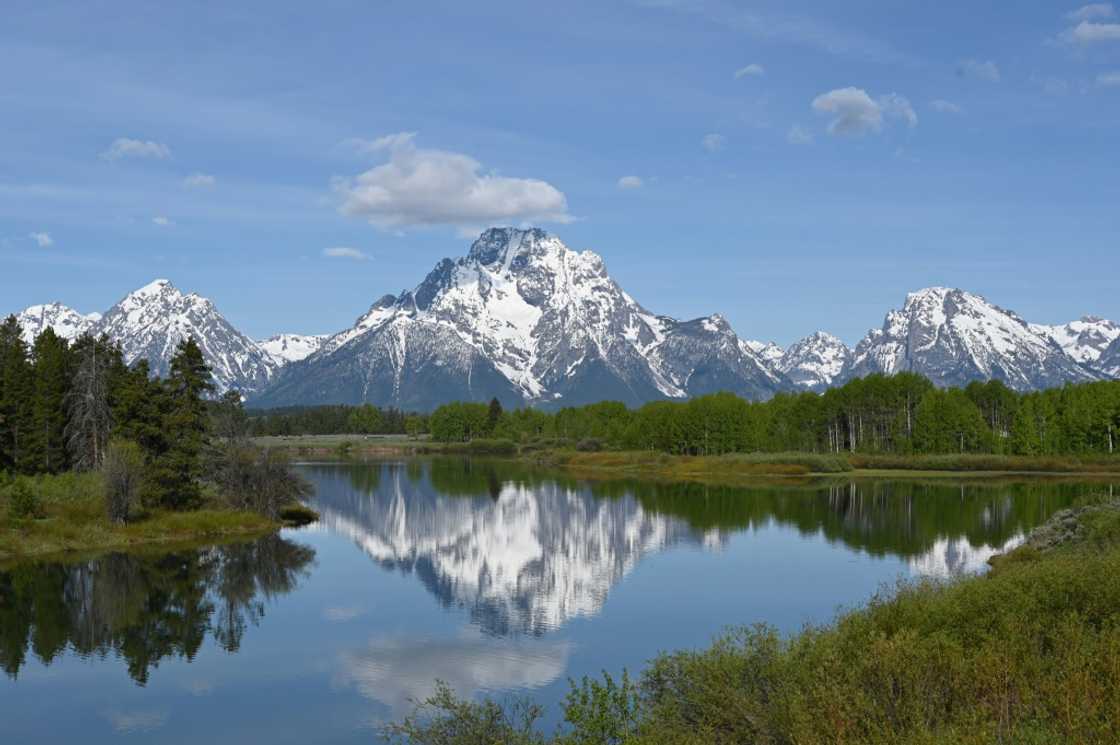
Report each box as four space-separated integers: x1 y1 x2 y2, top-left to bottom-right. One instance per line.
7 479 40 520
465 438 517 456
102 439 145 524
576 438 604 452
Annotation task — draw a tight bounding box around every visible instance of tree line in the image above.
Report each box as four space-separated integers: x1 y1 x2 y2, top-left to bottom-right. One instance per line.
245 403 426 438
1 317 305 520
428 373 1120 457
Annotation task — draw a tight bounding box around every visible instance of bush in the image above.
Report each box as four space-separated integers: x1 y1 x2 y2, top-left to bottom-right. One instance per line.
103 439 145 524
212 445 313 520
576 438 604 452
7 479 40 520
465 438 517 456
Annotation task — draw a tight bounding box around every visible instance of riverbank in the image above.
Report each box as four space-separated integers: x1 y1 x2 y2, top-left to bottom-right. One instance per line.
389 495 1120 744
0 471 313 563
254 435 1120 483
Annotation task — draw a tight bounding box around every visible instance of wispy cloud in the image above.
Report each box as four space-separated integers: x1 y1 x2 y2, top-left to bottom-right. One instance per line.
957 59 1001 82
734 63 765 79
323 606 365 621
1067 3 1115 22
786 124 814 145
629 0 909 64
930 99 963 114
152 216 173 227
184 172 216 188
29 231 53 247
323 246 370 260
334 133 570 230
101 138 172 160
1098 70 1120 86
1061 20 1120 44
103 710 168 734
617 175 644 190
702 133 726 152
812 88 917 136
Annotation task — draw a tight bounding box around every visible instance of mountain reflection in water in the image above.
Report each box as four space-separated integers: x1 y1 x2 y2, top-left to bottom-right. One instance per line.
301 459 1096 636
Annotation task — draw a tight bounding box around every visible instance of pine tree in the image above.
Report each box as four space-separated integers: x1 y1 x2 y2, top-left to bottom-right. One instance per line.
31 328 72 473
487 397 504 435
0 316 36 473
146 339 214 509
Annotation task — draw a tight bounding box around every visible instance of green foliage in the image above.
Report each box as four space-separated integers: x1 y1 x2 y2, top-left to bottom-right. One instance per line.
430 401 491 442
560 671 642 745
6 478 40 520
211 444 313 520
102 438 144 524
383 680 545 745
346 403 383 434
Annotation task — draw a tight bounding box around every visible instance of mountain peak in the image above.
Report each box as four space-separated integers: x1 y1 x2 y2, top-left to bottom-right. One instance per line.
467 227 551 266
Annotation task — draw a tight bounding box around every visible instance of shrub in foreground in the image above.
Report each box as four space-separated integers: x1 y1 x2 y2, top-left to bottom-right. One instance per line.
102 439 144 524
387 504 1120 745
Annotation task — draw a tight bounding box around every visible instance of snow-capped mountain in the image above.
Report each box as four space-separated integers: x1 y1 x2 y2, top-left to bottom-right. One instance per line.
1030 316 1120 370
743 339 785 369
1098 336 1120 379
258 333 327 365
256 228 788 409
844 287 1098 391
779 332 852 391
14 303 101 346
91 279 279 395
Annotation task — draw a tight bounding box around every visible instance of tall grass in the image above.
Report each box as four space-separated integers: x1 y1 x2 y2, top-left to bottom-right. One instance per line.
849 453 1120 473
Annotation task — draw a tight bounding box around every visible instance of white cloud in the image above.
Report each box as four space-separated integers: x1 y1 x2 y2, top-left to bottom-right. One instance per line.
152 216 173 227
957 59 1001 82
930 99 963 114
1062 20 1120 43
1067 3 1115 21
101 138 171 160
323 606 364 621
617 175 644 189
811 88 916 136
786 124 814 145
334 133 570 230
323 246 370 260
28 231 53 247
1098 70 1120 85
183 172 216 188
879 93 918 128
103 710 168 734
702 133 726 151
734 63 765 79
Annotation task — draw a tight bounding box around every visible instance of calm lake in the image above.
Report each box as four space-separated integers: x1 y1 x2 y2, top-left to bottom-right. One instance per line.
2 459 1115 743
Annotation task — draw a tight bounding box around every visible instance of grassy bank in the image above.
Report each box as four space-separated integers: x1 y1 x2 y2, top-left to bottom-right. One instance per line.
259 435 1120 484
389 496 1120 744
0 471 286 563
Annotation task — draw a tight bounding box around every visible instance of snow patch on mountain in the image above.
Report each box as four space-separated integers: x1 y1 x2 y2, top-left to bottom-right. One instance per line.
1031 316 1120 367
779 332 852 391
14 303 101 345
258 333 328 365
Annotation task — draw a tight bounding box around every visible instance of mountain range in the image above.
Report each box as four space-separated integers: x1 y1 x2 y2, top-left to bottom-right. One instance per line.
9 227 1119 406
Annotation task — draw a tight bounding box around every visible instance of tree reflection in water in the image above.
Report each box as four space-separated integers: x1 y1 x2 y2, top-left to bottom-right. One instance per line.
0 535 315 684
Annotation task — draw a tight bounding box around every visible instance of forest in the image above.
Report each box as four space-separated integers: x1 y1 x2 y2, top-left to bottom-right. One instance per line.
0 316 305 531
427 372 1120 457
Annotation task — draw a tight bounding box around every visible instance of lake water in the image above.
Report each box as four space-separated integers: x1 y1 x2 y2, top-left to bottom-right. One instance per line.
1 459 1114 743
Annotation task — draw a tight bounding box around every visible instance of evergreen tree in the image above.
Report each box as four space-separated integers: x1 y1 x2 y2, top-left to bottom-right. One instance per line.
146 339 214 509
0 316 34 473
487 397 504 435
30 328 72 473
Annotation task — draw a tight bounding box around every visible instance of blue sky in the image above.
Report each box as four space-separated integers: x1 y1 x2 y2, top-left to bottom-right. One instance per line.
3 0 1119 345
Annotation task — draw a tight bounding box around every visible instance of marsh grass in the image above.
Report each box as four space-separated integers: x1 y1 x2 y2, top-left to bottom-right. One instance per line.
0 471 277 562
